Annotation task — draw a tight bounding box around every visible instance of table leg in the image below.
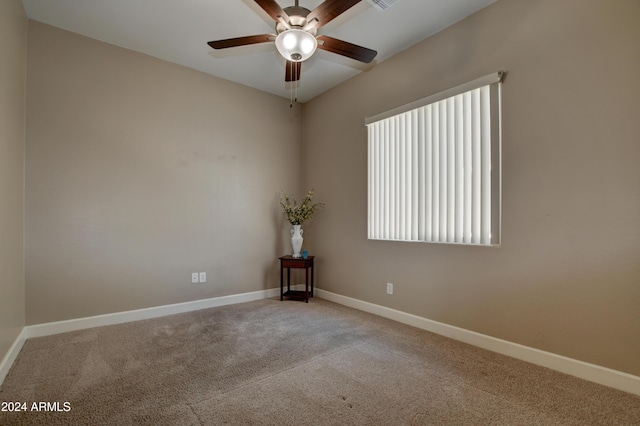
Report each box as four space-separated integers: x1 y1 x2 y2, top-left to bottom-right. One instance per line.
305 267 309 303
311 264 314 297
280 263 283 301
287 268 291 294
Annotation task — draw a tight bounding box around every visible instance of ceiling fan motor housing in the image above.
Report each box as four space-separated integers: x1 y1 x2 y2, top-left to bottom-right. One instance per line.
275 6 317 35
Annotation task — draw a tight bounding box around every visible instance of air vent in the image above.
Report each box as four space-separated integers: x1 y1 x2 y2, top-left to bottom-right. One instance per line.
367 0 400 10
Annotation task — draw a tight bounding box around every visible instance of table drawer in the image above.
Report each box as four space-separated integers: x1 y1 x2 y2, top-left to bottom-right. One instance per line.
282 259 310 268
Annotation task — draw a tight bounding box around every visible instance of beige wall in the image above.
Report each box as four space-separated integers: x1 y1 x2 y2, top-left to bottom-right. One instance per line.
0 0 27 363
25 22 302 324
303 0 640 375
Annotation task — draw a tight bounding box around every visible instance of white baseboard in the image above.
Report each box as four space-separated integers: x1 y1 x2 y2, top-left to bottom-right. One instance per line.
25 288 281 339
316 289 640 396
0 328 28 387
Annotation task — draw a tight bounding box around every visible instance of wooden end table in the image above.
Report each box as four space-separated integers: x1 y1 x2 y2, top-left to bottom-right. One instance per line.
279 255 315 303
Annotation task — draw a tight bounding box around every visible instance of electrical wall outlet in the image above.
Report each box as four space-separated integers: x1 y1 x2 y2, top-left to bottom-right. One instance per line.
387 282 393 295
199 272 206 283
191 272 199 284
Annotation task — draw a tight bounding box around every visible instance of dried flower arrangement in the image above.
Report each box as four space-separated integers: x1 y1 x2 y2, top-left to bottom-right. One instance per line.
280 189 324 225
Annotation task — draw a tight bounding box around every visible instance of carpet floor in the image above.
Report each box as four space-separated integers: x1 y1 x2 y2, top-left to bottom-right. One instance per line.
0 298 638 425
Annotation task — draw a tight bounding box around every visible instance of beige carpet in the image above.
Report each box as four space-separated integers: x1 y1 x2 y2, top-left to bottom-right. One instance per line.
1 298 638 425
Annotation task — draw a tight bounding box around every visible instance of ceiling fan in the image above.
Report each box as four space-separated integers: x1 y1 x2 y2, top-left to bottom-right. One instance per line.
207 0 378 84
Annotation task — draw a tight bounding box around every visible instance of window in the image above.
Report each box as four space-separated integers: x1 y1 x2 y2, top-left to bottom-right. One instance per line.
365 72 503 246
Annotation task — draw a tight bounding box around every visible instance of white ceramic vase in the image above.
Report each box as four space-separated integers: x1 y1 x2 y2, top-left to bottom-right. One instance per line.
290 224 303 258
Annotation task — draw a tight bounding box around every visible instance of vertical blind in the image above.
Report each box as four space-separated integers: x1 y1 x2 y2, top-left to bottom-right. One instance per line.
365 72 502 246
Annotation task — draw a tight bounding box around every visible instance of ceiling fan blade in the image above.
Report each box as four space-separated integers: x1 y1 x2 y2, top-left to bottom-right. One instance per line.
208 34 275 50
285 60 302 82
317 35 377 63
307 0 361 29
254 0 290 23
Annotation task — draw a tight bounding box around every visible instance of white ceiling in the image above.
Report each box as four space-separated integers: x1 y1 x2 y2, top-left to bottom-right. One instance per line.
22 0 496 103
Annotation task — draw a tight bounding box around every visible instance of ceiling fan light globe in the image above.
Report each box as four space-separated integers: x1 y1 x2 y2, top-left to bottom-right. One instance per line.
283 33 297 50
301 38 316 55
275 29 317 62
